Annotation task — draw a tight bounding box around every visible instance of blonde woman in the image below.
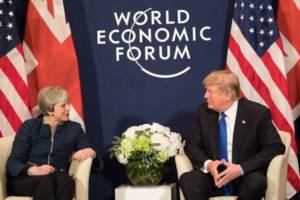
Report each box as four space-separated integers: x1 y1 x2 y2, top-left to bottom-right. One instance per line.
7 86 96 200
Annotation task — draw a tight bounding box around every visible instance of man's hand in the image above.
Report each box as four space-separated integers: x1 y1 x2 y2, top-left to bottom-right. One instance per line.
207 160 224 184
215 160 243 188
72 148 96 161
28 164 55 176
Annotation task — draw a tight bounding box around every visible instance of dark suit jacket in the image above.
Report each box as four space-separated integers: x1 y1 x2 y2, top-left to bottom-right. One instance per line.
185 98 285 175
7 115 92 177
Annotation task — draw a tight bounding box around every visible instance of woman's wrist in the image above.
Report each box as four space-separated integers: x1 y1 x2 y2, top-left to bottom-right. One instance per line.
90 149 97 158
27 166 34 176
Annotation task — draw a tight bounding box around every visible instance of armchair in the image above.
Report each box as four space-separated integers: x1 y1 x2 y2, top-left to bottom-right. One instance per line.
175 131 291 200
0 136 93 200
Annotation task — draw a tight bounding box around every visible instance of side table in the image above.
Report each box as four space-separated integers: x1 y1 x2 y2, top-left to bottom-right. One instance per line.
115 183 177 200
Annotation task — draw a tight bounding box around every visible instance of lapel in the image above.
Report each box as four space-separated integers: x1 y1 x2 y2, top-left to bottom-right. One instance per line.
205 109 219 160
232 99 247 163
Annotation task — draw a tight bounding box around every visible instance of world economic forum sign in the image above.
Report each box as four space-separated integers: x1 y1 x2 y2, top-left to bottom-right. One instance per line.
96 7 213 79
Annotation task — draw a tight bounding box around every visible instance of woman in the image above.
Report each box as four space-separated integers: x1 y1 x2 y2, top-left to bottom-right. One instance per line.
6 86 96 200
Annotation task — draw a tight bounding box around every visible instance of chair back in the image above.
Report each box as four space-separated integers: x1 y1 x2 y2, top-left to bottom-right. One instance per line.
0 136 14 200
265 131 290 200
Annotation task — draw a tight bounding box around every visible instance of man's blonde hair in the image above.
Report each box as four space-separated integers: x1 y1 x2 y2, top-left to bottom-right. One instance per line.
203 70 241 100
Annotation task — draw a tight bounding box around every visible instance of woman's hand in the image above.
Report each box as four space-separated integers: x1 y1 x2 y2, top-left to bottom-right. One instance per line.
72 148 96 161
28 165 55 176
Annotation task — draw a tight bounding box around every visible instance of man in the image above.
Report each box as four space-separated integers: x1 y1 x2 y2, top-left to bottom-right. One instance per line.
179 70 285 200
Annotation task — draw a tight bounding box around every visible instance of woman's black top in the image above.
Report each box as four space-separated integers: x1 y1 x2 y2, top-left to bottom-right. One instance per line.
6 115 91 177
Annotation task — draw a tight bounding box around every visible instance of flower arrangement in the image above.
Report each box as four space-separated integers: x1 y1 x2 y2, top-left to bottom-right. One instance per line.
109 123 183 185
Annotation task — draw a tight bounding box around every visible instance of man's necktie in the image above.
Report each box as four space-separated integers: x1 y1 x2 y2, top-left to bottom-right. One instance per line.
218 112 233 195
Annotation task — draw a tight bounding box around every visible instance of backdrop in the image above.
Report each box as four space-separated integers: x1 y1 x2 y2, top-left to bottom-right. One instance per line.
64 0 232 199
1 0 299 199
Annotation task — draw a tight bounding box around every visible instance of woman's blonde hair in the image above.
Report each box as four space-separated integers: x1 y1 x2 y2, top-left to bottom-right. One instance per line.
38 86 69 115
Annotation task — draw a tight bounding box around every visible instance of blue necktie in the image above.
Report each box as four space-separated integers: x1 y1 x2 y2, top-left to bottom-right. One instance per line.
218 112 233 195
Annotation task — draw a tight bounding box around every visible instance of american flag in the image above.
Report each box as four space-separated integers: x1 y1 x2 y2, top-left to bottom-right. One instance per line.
226 0 300 198
0 0 32 137
0 0 84 136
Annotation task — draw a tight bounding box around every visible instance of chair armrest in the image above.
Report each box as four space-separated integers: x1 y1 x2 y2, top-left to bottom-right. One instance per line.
175 153 193 178
0 170 6 200
175 153 193 200
69 157 93 200
0 136 14 200
265 154 287 200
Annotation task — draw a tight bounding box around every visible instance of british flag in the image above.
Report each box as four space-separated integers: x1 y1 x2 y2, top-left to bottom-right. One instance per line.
0 0 84 136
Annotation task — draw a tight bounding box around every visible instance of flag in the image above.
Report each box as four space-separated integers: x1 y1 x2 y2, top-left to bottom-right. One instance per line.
23 0 84 127
226 0 300 198
0 0 85 137
0 0 32 137
277 0 300 196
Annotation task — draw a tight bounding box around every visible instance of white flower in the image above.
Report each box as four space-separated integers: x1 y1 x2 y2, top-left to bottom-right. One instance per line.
150 133 170 151
120 138 133 157
168 132 183 156
110 122 183 165
138 124 152 134
151 123 171 134
124 126 139 139
117 153 128 165
171 132 183 149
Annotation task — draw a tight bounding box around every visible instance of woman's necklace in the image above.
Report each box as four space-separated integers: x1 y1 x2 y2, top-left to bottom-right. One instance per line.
44 116 58 134
50 125 57 134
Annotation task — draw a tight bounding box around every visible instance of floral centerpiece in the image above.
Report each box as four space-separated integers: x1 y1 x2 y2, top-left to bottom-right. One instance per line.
109 123 183 185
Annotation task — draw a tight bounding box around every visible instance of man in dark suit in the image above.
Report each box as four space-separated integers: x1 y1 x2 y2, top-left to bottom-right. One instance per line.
179 70 285 200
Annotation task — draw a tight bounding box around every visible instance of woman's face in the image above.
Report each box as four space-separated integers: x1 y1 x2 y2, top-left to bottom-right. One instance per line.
49 101 71 122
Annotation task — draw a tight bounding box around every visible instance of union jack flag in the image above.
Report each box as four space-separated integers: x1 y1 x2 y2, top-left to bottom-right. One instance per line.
0 0 84 136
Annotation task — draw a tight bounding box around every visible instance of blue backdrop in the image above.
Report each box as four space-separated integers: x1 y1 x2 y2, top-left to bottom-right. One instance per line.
64 0 233 199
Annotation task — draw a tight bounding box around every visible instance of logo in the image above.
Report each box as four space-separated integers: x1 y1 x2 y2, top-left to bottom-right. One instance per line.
97 8 212 78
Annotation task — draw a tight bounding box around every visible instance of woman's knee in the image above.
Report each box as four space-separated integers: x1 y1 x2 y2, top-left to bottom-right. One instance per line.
54 173 75 191
37 175 55 188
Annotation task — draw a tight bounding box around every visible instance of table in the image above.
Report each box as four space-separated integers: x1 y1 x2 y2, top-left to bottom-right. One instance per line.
115 183 177 200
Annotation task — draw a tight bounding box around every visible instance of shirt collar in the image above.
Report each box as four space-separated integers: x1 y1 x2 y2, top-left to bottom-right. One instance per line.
222 100 238 120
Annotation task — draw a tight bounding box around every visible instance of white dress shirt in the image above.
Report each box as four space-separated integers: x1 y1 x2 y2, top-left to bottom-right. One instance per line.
202 100 238 173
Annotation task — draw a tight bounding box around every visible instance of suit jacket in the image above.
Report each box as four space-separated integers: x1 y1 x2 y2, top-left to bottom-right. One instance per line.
185 98 285 175
7 115 92 177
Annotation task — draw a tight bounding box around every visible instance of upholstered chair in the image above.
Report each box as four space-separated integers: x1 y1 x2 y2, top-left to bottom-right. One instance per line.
0 136 93 200
175 131 291 200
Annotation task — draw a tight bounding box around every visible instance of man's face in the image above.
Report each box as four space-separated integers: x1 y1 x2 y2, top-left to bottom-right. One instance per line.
204 84 229 112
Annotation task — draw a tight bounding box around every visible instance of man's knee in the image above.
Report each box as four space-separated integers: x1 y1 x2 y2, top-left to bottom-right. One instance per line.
246 173 266 191
238 172 267 198
179 172 191 189
179 170 213 200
